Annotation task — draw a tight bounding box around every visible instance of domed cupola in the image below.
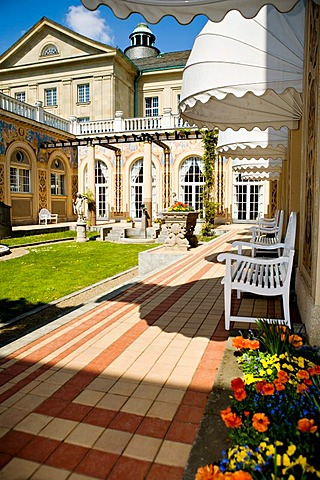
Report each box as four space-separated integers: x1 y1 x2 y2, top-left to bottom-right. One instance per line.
124 23 160 60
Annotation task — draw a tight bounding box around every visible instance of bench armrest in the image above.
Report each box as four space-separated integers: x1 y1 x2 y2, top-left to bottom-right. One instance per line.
232 240 285 250
217 250 293 266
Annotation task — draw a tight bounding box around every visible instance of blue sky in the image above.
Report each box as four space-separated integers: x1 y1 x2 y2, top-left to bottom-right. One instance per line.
0 0 207 55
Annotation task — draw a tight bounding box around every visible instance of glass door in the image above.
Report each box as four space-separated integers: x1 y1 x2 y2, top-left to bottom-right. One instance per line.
233 173 264 222
95 161 109 220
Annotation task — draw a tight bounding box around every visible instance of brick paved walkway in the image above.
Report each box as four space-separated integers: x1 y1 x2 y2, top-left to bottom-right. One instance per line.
0 227 283 480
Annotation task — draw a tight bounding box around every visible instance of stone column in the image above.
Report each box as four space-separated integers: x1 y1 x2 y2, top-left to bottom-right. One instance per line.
86 145 96 225
143 140 152 222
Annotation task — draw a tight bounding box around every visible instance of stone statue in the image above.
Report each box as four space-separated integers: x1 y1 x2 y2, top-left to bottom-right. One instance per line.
73 192 86 221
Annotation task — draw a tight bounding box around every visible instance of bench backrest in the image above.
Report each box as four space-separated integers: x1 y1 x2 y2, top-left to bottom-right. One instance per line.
283 212 297 256
39 208 51 219
275 209 285 241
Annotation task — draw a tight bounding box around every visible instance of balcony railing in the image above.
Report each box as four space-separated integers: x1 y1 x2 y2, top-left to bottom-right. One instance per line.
0 92 192 137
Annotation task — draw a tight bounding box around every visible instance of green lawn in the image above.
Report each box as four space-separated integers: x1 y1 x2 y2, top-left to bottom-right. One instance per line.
0 240 157 321
2 230 89 247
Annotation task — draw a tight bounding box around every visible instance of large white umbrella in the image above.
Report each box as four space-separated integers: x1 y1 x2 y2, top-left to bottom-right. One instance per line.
217 127 288 160
180 1 305 130
80 0 303 23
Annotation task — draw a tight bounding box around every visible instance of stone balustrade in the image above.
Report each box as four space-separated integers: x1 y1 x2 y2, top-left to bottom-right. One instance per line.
0 92 192 136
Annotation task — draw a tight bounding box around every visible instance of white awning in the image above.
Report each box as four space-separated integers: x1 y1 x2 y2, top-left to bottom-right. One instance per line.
217 127 288 160
80 0 303 23
180 1 305 130
233 158 283 180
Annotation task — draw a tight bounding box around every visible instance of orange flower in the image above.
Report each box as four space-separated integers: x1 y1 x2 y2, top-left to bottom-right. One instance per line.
231 377 245 390
221 411 243 429
260 383 275 396
195 464 225 480
234 388 247 401
297 383 308 394
297 418 318 433
277 370 289 383
297 370 310 380
220 407 232 417
247 339 260 350
252 413 270 432
232 336 248 349
289 334 303 347
273 379 286 391
231 472 254 480
243 410 250 416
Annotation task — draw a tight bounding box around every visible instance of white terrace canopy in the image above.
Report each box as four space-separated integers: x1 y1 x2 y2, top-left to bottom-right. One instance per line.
232 158 283 180
217 127 288 160
180 1 305 130
80 0 302 23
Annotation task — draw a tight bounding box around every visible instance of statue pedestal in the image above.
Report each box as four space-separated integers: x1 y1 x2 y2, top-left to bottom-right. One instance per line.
76 221 88 243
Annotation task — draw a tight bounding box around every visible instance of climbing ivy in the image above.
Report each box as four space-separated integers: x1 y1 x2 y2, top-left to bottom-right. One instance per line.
201 129 219 235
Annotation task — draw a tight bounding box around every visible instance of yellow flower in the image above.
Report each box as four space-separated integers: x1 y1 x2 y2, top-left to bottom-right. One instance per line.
287 445 297 456
259 369 266 376
266 368 273 375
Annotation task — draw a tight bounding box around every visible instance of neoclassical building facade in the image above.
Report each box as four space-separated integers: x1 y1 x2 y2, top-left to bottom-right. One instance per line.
0 17 275 225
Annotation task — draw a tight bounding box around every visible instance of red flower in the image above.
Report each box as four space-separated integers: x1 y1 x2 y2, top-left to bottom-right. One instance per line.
273 379 286 391
231 377 245 390
297 418 318 433
234 388 247 401
255 380 267 393
252 413 270 432
260 382 275 396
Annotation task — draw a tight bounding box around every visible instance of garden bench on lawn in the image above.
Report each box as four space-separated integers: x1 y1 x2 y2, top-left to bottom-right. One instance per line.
38 208 58 225
217 212 297 330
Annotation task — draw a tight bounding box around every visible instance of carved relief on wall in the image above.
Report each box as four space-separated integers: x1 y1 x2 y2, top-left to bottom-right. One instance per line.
303 3 319 275
38 170 47 209
270 180 278 217
71 174 78 201
0 165 5 202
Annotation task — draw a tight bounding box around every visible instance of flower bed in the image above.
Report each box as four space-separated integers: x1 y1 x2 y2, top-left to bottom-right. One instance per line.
196 320 320 480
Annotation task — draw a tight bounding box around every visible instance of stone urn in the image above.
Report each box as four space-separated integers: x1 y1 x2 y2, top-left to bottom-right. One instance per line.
162 211 199 248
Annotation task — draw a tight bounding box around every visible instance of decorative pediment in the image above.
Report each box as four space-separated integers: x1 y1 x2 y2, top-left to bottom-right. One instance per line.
0 17 116 69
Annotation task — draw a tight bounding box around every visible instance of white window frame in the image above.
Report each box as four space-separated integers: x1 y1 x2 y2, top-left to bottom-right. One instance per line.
15 92 26 102
45 88 57 106
145 96 159 117
77 84 90 104
50 159 65 195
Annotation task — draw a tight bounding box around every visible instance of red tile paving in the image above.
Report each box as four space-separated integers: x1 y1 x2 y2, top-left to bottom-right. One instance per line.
0 225 291 479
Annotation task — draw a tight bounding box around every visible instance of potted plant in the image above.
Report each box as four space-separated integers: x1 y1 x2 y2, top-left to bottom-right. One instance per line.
162 201 199 248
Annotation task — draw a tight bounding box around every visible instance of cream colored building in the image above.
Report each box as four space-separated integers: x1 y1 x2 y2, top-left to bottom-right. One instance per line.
0 16 276 225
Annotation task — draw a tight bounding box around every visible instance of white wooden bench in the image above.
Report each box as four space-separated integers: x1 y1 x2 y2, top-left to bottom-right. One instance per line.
244 209 284 256
38 208 58 225
256 209 279 229
217 212 297 330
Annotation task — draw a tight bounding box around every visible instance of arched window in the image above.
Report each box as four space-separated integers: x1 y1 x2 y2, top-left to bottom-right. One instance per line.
10 150 31 193
95 160 109 219
130 159 156 219
50 159 65 195
179 156 205 211
41 44 59 56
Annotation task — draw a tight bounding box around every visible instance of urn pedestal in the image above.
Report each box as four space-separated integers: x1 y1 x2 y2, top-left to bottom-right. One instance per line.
162 211 199 248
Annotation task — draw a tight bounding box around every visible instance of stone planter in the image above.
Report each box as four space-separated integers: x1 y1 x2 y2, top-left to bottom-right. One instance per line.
162 211 199 248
